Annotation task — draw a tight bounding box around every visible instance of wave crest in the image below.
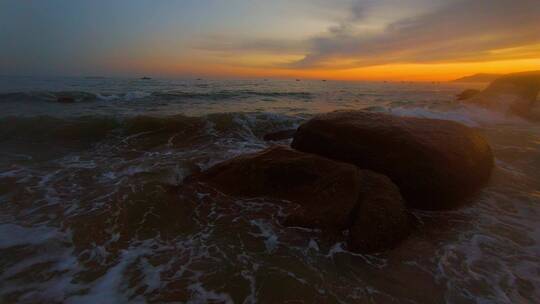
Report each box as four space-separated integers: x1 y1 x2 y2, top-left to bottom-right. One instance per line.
0 89 312 103
0 112 301 144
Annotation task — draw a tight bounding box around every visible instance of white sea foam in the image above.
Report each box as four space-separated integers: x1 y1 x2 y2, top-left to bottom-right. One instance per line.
249 219 279 252
96 93 120 101
389 105 530 127
0 224 59 248
187 283 234 304
65 243 153 304
124 91 152 101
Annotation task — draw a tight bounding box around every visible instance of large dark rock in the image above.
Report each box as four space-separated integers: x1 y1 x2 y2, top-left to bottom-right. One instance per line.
465 71 540 119
291 111 494 210
188 145 411 253
349 171 411 253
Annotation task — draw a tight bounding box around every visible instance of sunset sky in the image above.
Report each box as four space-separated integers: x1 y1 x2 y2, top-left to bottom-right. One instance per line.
2 0 540 81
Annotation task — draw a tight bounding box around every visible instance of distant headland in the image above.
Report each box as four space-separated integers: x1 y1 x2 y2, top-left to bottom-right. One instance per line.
452 73 503 83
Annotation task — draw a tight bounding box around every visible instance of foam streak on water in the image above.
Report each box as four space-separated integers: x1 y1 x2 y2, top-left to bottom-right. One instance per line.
0 76 539 303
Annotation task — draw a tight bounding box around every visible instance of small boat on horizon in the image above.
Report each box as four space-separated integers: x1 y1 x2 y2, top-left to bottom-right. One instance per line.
141 76 152 80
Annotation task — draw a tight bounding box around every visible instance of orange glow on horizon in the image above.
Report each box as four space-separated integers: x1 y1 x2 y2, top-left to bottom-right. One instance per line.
107 56 540 82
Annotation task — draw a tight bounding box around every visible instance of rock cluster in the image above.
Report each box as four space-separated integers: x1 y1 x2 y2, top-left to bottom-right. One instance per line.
187 111 494 253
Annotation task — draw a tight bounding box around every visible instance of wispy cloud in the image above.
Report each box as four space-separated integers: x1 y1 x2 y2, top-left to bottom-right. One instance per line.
291 0 540 68
196 37 306 57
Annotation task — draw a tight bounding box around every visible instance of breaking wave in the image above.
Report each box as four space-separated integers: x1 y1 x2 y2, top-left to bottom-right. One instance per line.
0 112 301 143
0 90 312 103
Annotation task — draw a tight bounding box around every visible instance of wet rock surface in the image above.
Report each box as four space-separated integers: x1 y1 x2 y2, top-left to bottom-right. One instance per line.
349 171 412 253
292 111 494 210
188 145 411 252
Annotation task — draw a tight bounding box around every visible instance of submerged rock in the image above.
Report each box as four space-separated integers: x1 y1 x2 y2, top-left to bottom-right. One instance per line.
464 71 540 119
188 145 411 253
292 111 494 210
54 91 97 103
263 129 297 141
56 96 75 103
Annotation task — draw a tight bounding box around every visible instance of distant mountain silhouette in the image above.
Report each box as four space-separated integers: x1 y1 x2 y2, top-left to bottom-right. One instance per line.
452 73 502 83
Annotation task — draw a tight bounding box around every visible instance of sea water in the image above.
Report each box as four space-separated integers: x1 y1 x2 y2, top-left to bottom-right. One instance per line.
0 76 539 303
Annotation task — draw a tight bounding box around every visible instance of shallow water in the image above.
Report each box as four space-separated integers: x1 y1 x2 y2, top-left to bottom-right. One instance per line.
0 76 538 303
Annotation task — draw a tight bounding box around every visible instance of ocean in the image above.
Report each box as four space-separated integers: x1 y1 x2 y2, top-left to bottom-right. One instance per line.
0 76 539 303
